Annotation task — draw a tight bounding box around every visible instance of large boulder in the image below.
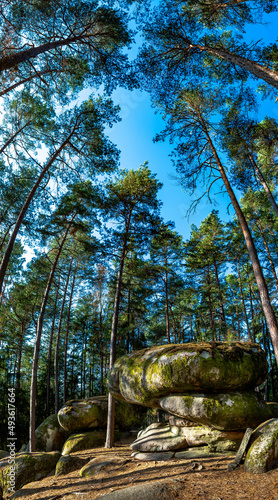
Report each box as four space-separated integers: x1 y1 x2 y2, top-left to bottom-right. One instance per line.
58 396 108 432
0 451 60 498
58 396 145 433
159 391 272 431
107 342 268 406
27 414 69 452
244 418 278 473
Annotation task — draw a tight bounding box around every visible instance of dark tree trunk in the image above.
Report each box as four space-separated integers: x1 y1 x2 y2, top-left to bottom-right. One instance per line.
201 114 278 366
63 271 76 404
0 134 73 296
29 220 73 452
46 276 60 415
54 258 73 414
237 259 252 342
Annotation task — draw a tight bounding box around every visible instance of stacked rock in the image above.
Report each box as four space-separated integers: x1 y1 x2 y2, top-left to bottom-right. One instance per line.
107 342 276 459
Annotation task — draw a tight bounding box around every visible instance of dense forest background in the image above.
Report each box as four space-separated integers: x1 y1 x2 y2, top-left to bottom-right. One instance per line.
1 0 278 450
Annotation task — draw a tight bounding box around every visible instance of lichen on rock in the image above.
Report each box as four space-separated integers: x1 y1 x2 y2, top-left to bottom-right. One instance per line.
244 418 278 473
107 342 268 406
159 391 272 431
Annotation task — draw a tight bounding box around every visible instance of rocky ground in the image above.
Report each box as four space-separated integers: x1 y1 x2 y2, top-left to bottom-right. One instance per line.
9 436 278 500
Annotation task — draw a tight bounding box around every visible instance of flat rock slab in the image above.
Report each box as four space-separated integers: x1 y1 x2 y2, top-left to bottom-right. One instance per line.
160 391 272 431
131 423 188 452
80 455 126 477
131 451 175 461
107 342 268 406
94 479 185 499
245 418 278 473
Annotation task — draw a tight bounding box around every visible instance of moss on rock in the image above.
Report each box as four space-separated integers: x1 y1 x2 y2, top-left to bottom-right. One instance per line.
160 391 272 431
244 419 278 473
55 454 90 476
0 451 60 497
29 414 69 452
107 342 268 406
58 396 108 432
61 430 107 455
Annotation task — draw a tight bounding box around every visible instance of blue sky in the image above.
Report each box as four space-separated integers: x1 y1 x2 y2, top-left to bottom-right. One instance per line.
105 7 278 242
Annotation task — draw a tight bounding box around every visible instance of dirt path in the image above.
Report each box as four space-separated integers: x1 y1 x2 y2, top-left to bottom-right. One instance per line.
9 440 278 500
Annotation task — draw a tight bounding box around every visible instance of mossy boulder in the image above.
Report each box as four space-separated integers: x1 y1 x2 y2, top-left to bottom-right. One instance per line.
107 342 268 406
0 451 60 497
176 423 244 452
58 396 145 433
27 414 69 452
244 418 278 473
58 396 108 432
0 451 9 459
130 423 188 452
55 454 90 476
160 391 272 431
61 430 107 455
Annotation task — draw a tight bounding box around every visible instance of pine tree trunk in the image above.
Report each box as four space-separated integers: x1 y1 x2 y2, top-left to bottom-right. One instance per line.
247 151 278 218
54 259 73 414
256 218 278 292
201 115 278 365
195 42 278 90
237 259 252 341
105 238 129 448
46 277 60 416
164 260 171 343
63 271 76 404
213 258 227 335
15 324 25 391
29 221 73 452
0 134 73 296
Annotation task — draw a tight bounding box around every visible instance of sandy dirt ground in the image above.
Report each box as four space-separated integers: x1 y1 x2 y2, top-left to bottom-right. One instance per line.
8 438 278 500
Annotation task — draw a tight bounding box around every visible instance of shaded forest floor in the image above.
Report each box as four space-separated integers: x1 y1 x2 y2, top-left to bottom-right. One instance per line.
10 436 278 500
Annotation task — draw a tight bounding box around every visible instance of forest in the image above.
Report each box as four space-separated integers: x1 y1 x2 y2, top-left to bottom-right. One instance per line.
1 0 278 453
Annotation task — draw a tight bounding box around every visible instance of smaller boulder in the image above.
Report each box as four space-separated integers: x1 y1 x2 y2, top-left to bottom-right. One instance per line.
58 396 108 432
244 418 278 473
55 454 90 476
61 430 107 455
28 414 69 452
131 451 174 461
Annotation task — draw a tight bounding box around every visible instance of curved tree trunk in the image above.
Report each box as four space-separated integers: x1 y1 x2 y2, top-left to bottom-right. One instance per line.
200 114 278 365
194 42 278 90
0 133 74 296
